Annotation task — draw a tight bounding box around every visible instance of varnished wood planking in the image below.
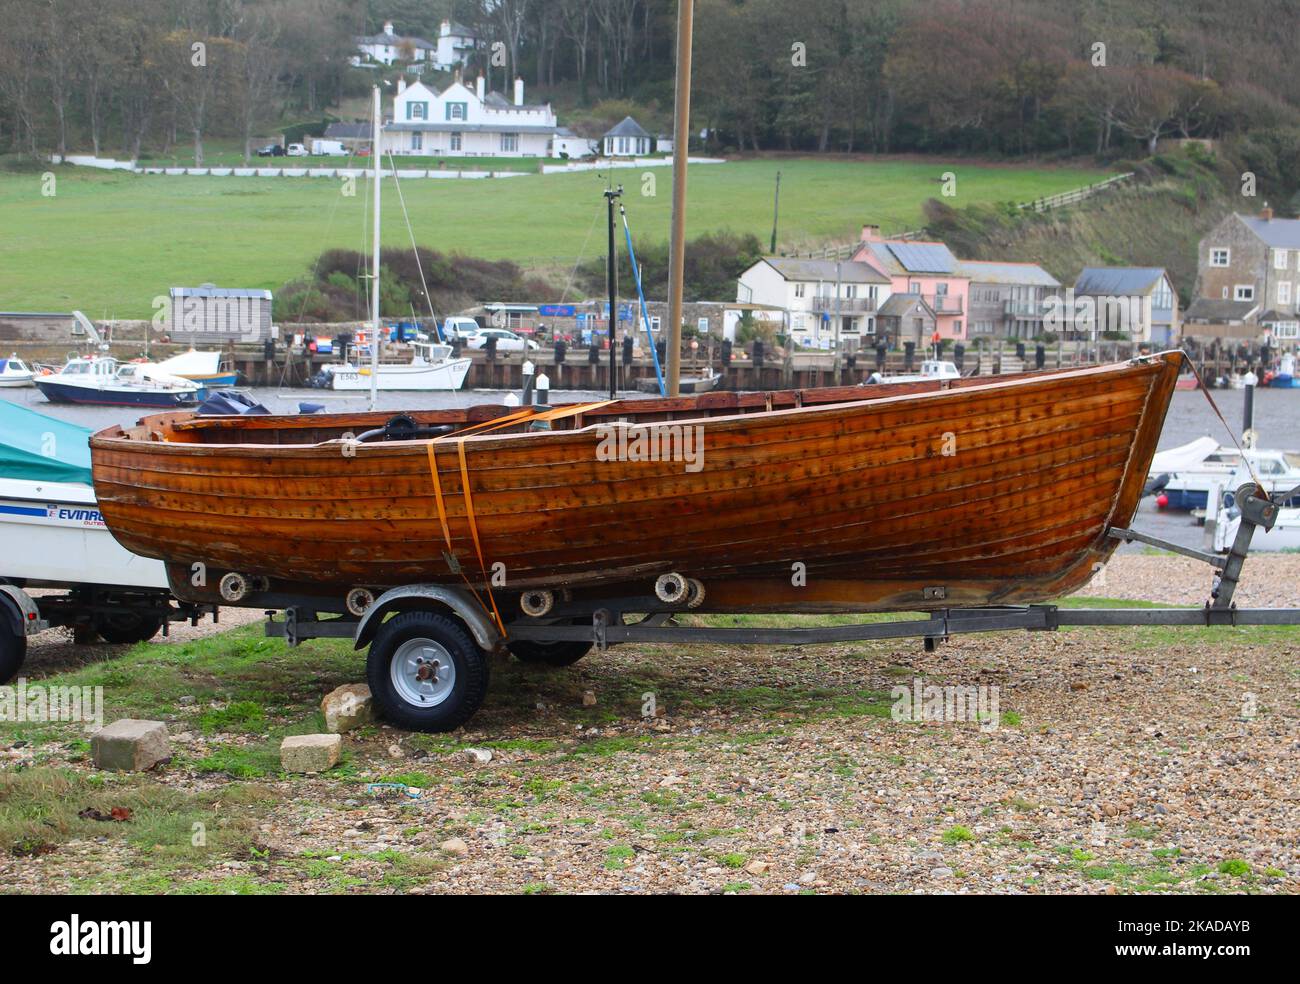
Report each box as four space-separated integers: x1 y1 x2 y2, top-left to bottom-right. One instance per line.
89 353 1183 611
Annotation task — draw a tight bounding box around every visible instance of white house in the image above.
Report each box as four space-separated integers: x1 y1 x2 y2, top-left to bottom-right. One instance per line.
382 76 560 158
602 117 652 156
433 20 478 71
553 127 596 159
355 22 434 66
737 257 893 346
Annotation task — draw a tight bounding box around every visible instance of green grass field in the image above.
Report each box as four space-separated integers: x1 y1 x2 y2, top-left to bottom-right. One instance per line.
0 158 1111 318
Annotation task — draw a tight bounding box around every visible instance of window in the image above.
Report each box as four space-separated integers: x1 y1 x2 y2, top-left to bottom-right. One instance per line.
445 102 467 121
845 285 857 299
909 281 921 294
793 283 805 298
1280 282 1292 306
1152 278 1174 310
863 317 876 335
649 316 661 332
410 132 422 151
954 320 962 334
406 101 428 121
450 132 461 151
1274 321 1299 338
1234 284 1255 301
1276 249 1289 270
792 313 806 331
500 132 518 153
697 317 710 333
1210 248 1230 267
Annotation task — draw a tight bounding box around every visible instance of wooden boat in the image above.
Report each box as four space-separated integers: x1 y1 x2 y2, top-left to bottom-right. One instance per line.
89 352 1182 615
635 371 722 395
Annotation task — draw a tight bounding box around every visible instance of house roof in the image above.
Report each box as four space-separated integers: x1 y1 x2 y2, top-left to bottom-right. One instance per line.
1184 298 1258 323
445 22 477 38
878 293 936 318
1237 213 1300 248
1258 309 1300 323
324 123 370 140
861 240 961 276
1074 266 1168 296
762 258 891 284
604 116 650 139
955 260 1060 288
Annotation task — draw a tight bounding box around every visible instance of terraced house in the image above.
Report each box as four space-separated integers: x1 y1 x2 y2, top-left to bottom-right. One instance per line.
1196 207 1300 343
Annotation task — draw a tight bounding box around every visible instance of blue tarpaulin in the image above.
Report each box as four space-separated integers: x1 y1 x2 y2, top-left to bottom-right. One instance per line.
0 399 94 485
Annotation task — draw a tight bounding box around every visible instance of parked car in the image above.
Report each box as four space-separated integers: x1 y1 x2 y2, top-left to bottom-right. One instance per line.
440 316 481 340
285 143 308 157
254 143 284 157
464 328 539 352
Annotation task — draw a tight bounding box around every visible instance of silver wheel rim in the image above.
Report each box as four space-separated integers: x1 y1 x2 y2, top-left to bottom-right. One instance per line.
390 638 456 708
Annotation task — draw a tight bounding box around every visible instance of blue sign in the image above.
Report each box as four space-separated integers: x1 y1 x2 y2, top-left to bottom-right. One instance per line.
538 304 576 317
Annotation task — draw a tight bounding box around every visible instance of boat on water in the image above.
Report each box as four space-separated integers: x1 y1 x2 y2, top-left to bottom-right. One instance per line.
34 355 203 407
635 370 722 395
1265 352 1300 388
865 359 962 385
0 354 35 388
313 339 471 392
89 351 1182 614
1148 435 1300 510
153 349 240 387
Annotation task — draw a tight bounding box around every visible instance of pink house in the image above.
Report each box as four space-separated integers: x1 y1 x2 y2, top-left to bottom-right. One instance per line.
852 226 970 341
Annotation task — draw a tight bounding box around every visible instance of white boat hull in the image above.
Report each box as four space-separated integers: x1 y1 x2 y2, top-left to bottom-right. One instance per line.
327 357 471 391
0 477 168 589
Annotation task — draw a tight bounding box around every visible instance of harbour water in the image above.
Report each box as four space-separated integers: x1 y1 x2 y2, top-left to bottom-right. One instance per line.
5 384 1297 552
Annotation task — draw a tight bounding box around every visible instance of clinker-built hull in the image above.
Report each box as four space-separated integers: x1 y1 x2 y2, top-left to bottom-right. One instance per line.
89 353 1182 613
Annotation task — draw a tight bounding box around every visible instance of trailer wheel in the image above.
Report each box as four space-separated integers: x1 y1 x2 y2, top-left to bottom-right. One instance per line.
508 631 592 668
366 612 489 733
0 627 25 685
94 612 164 645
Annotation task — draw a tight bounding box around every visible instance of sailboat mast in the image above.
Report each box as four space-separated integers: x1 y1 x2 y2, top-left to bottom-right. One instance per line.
369 84 382 411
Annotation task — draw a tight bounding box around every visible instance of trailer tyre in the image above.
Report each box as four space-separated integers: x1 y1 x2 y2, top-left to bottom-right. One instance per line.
0 627 25 685
366 612 489 733
94 613 164 645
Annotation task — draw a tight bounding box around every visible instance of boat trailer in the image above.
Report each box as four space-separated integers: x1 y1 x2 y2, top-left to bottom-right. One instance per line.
261 482 1300 731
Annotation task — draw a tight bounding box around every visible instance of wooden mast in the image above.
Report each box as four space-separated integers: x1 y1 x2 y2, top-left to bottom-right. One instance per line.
665 0 695 397
369 84 381 411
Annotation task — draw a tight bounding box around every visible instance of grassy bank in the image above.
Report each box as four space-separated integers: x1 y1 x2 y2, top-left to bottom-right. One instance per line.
0 158 1109 318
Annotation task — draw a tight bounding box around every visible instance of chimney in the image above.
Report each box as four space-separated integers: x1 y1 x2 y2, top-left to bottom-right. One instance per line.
860 224 882 242
453 66 461 84
514 77 524 106
396 77 406 94
476 75 485 101
1261 203 1273 221
382 20 394 35
440 19 450 37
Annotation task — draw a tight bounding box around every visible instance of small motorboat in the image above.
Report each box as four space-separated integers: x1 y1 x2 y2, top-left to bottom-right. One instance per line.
34 355 203 407
864 359 961 385
153 349 240 387
1211 471 1300 552
0 354 35 388
314 340 471 392
1265 353 1300 388
1148 436 1300 510
635 370 722 395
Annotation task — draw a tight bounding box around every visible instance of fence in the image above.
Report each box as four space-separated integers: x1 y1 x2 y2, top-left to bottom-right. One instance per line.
1017 172 1134 213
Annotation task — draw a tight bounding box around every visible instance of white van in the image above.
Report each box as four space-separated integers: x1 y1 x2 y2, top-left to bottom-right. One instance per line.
441 316 480 340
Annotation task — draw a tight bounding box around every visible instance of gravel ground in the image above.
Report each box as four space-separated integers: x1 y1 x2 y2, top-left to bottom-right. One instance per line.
3 555 1296 895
